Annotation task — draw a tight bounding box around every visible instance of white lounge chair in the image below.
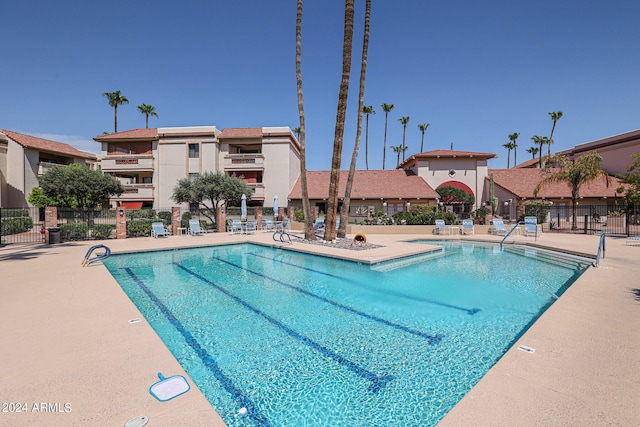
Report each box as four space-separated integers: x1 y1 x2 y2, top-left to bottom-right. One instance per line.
228 219 242 234
627 235 640 246
262 218 275 232
524 216 541 237
490 218 508 235
188 219 206 236
434 219 450 235
151 222 170 238
313 217 325 231
462 219 475 235
244 219 257 234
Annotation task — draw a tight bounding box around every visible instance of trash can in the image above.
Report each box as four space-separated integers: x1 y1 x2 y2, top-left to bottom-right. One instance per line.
48 227 61 244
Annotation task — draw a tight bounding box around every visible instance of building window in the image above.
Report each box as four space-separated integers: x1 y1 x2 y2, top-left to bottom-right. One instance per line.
189 144 199 158
189 173 199 181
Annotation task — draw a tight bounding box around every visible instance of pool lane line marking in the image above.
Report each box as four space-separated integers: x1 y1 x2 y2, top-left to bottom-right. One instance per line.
174 263 394 394
247 252 480 316
215 256 444 345
123 268 273 427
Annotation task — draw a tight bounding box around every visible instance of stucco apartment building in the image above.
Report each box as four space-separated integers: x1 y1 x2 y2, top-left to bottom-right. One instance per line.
93 126 300 210
0 130 96 208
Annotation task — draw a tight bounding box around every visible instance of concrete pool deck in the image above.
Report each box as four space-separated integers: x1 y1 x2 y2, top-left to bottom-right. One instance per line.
0 231 638 426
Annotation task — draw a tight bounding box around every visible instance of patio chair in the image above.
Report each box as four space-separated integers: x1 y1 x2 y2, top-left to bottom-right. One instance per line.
524 216 541 237
228 219 242 234
151 222 171 238
188 219 206 236
262 218 275 232
462 219 475 235
313 217 325 231
280 218 291 232
434 219 450 235
244 219 257 234
489 218 508 235
626 235 640 246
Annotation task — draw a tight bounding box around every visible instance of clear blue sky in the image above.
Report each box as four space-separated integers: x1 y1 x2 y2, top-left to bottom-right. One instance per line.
2 0 639 170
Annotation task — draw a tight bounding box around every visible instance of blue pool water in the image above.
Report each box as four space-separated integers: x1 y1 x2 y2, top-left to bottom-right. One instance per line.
104 241 590 426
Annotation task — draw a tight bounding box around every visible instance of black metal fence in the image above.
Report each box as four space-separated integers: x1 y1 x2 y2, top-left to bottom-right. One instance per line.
547 204 639 236
0 207 45 245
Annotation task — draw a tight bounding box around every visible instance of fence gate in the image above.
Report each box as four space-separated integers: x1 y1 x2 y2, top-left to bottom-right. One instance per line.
0 207 46 245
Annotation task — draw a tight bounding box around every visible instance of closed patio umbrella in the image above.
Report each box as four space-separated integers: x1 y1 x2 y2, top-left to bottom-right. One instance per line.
273 194 279 220
241 194 247 220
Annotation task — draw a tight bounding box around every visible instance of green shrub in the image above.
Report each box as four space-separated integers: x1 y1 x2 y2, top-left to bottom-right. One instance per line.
363 209 393 225
1 217 34 235
523 202 550 224
128 209 156 219
127 219 153 237
3 208 30 218
60 222 89 240
181 211 193 228
91 224 114 240
157 211 172 226
294 208 304 222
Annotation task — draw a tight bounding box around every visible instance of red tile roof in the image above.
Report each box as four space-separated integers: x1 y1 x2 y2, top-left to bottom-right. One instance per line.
219 128 263 138
489 168 622 198
93 128 158 141
514 157 540 168
288 170 439 200
1 129 94 159
410 149 497 160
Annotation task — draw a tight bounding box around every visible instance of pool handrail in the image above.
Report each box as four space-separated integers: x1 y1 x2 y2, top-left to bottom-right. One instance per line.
594 231 606 267
500 221 525 250
82 244 111 266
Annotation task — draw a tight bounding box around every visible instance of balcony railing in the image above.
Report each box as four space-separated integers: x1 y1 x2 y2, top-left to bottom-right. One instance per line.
38 161 67 175
115 184 154 200
224 154 264 171
101 156 154 171
249 183 265 199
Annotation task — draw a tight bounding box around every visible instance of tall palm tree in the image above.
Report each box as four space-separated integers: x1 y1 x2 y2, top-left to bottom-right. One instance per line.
339 0 371 238
531 135 548 168
391 144 407 168
293 127 301 140
295 0 314 239
526 146 540 159
380 103 394 169
137 104 158 128
418 123 429 152
363 105 375 170
103 90 129 133
535 152 609 229
508 132 520 166
398 116 410 162
547 111 563 161
502 141 515 168
324 0 355 242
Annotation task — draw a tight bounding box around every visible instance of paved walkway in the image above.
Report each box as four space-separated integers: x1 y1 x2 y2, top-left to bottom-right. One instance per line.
0 231 638 426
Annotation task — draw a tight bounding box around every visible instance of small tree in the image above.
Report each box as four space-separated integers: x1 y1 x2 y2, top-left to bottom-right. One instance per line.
38 164 124 208
617 153 640 204
171 172 251 224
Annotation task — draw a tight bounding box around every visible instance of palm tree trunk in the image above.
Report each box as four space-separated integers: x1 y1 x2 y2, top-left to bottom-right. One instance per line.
325 0 354 242
420 132 424 152
382 112 388 170
296 0 314 239
402 125 407 162
114 105 118 133
145 114 149 128
365 113 369 170
339 0 370 239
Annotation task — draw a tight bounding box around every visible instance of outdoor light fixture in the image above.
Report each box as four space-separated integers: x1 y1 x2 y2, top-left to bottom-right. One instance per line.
118 208 125 216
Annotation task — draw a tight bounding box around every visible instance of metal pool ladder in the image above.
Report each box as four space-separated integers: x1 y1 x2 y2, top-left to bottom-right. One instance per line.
594 231 605 267
82 244 111 266
500 221 525 250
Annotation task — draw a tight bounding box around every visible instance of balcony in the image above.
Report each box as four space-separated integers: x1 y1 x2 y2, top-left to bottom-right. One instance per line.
115 184 154 200
224 154 264 171
101 156 154 172
38 161 67 176
248 183 265 200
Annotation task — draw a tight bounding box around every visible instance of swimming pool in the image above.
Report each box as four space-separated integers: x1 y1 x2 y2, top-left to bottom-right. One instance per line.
104 241 591 426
